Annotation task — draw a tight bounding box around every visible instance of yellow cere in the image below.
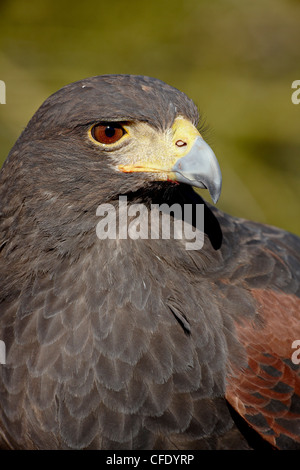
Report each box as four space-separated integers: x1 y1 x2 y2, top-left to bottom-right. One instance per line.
118 116 201 179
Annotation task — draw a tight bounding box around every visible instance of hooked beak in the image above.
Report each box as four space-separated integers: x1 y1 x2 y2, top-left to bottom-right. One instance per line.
171 136 222 203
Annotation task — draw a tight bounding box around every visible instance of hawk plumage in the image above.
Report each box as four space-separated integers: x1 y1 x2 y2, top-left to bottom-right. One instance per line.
0 75 299 450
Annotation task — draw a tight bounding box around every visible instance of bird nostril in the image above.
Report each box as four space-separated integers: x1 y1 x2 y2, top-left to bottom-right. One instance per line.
175 140 187 147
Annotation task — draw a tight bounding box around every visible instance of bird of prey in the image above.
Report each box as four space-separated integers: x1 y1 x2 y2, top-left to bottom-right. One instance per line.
0 75 299 450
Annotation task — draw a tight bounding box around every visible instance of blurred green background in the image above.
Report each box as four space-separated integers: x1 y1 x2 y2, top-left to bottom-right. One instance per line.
0 0 299 234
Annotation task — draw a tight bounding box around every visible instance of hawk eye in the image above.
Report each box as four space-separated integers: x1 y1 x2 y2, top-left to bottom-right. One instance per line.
92 123 125 145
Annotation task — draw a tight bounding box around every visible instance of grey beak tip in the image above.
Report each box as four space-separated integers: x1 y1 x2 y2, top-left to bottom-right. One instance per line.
172 136 222 204
212 194 218 204
210 180 222 204
212 192 220 204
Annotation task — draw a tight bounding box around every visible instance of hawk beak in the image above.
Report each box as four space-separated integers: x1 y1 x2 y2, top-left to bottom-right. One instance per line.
171 136 222 204
118 117 222 204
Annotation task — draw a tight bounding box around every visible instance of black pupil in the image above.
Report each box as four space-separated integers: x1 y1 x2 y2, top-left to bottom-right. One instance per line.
105 126 116 138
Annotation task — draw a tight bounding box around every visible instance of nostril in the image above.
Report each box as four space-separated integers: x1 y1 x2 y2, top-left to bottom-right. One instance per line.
175 140 187 147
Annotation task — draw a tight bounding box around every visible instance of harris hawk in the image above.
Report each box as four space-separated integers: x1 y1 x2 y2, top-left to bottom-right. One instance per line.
0 74 299 450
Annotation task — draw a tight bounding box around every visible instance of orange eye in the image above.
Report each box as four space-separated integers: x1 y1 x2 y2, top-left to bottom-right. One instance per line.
92 123 125 145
